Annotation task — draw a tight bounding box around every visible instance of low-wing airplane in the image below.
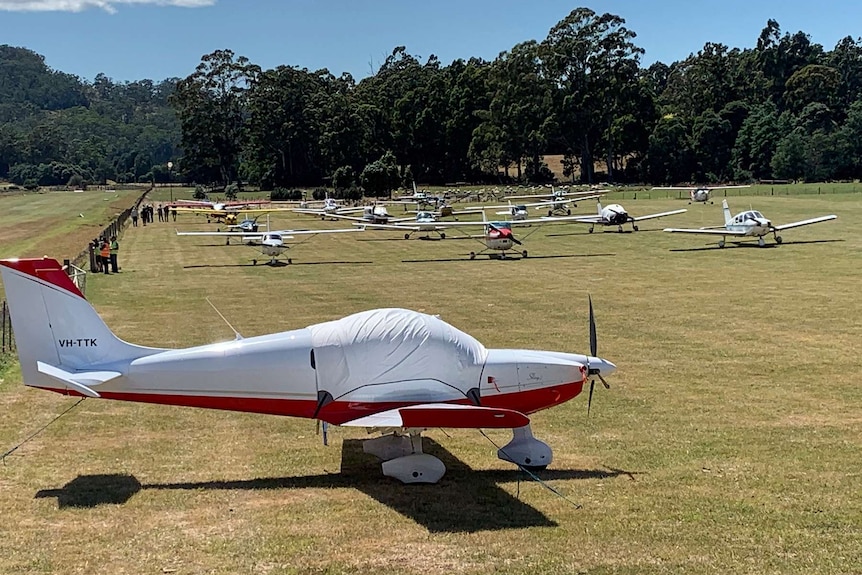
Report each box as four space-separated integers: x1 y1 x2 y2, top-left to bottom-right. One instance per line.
176 226 363 264
651 185 751 204
173 199 288 225
663 199 837 248
293 197 353 220
326 204 414 225
226 216 267 233
0 258 616 483
507 186 608 202
567 200 687 233
359 211 450 239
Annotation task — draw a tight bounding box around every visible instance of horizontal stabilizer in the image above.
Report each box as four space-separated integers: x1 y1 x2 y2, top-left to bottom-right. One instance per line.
36 361 121 398
341 403 530 429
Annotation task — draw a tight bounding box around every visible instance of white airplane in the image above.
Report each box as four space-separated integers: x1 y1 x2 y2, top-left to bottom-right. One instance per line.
507 186 608 203
360 211 450 239
172 199 286 224
326 204 413 225
293 197 354 220
567 200 688 233
663 199 837 248
651 185 751 204
0 257 616 484
176 227 363 264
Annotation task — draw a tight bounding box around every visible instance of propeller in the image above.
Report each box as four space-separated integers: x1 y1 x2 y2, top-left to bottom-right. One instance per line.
586 295 610 417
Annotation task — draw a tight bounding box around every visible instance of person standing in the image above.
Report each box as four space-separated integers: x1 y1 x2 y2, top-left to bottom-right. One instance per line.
99 238 111 274
131 206 139 227
157 204 164 222
109 235 120 273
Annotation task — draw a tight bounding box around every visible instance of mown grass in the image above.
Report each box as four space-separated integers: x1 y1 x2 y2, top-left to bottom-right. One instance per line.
0 188 860 574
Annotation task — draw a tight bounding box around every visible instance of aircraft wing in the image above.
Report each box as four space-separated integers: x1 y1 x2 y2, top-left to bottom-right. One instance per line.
773 215 837 231
663 227 748 236
632 209 688 222
176 230 261 238
324 213 370 222
271 228 364 236
340 403 530 429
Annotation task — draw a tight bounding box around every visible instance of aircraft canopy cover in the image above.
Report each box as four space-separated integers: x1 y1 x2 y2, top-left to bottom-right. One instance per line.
308 308 488 399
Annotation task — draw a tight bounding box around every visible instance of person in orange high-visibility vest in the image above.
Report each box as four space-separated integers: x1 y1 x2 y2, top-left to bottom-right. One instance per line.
99 238 111 274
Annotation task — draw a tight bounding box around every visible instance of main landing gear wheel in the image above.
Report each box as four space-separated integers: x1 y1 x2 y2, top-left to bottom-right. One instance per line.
718 239 726 249
633 224 639 231
404 233 411 240
440 232 446 239
287 258 293 264
588 226 595 234
775 235 783 244
522 250 528 258
497 425 552 470
469 251 476 260
548 209 554 217
566 208 571 215
252 259 258 265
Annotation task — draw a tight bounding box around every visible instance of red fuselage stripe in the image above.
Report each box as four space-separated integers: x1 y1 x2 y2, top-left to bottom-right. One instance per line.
38 379 585 424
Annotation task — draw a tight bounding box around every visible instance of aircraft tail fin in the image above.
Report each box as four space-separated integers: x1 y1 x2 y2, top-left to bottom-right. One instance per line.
0 258 164 392
596 199 603 216
722 200 732 225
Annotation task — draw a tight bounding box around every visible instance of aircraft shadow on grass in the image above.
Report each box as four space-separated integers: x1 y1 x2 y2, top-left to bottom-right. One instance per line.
669 238 845 253
545 228 664 238
402 253 616 264
183 261 374 269
34 439 635 533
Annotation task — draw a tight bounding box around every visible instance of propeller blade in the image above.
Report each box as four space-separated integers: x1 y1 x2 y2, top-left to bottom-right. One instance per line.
587 379 595 417
589 295 597 357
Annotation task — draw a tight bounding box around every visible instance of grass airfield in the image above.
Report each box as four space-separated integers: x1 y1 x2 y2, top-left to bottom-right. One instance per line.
1 188 861 574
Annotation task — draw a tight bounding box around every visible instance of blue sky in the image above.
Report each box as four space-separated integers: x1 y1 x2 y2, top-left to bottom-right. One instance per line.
2 0 860 82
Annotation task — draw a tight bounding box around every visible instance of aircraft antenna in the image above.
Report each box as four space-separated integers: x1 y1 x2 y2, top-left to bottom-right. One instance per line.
205 297 243 340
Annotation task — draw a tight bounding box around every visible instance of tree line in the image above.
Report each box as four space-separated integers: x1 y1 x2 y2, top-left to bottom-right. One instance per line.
2 8 862 192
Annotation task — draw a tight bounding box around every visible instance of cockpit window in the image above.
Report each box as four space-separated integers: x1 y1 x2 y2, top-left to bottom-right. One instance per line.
515 205 526 211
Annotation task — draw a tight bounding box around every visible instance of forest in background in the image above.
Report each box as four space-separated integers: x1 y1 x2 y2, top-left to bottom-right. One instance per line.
1 7 862 192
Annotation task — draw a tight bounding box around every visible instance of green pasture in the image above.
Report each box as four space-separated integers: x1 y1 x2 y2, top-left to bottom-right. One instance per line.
0 188 860 574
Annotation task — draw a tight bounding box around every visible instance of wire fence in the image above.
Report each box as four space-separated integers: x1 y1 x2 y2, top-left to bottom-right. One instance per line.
610 184 861 202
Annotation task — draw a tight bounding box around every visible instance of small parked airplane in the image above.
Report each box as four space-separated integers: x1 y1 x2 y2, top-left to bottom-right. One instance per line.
293 197 354 220
176 226 363 264
326 204 413 225
226 216 267 233
172 199 285 224
663 199 837 247
0 258 616 483
651 185 751 204
507 186 607 204
566 200 687 233
360 211 450 239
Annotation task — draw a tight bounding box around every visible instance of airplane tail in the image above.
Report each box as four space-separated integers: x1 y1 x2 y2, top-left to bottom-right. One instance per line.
0 258 164 393
596 199 603 216
722 200 732 225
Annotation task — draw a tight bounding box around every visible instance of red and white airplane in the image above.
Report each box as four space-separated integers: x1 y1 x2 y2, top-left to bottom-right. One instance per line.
0 258 615 483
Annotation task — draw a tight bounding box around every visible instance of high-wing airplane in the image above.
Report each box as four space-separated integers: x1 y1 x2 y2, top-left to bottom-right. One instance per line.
651 185 751 204
567 200 687 233
176 226 363 264
0 257 616 483
663 199 837 248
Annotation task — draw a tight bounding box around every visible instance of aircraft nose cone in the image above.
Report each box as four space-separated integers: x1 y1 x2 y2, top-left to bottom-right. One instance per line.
589 357 616 376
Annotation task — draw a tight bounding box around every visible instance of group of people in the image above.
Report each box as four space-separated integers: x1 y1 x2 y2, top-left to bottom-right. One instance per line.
93 235 119 274
131 203 176 227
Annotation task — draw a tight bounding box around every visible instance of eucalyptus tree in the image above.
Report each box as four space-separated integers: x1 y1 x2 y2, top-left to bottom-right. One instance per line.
171 49 259 186
541 8 645 183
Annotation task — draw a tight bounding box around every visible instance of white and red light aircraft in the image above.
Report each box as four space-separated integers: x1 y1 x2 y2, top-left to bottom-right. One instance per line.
663 199 837 248
651 185 751 204
172 199 286 224
565 200 687 233
0 258 616 484
176 226 363 264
